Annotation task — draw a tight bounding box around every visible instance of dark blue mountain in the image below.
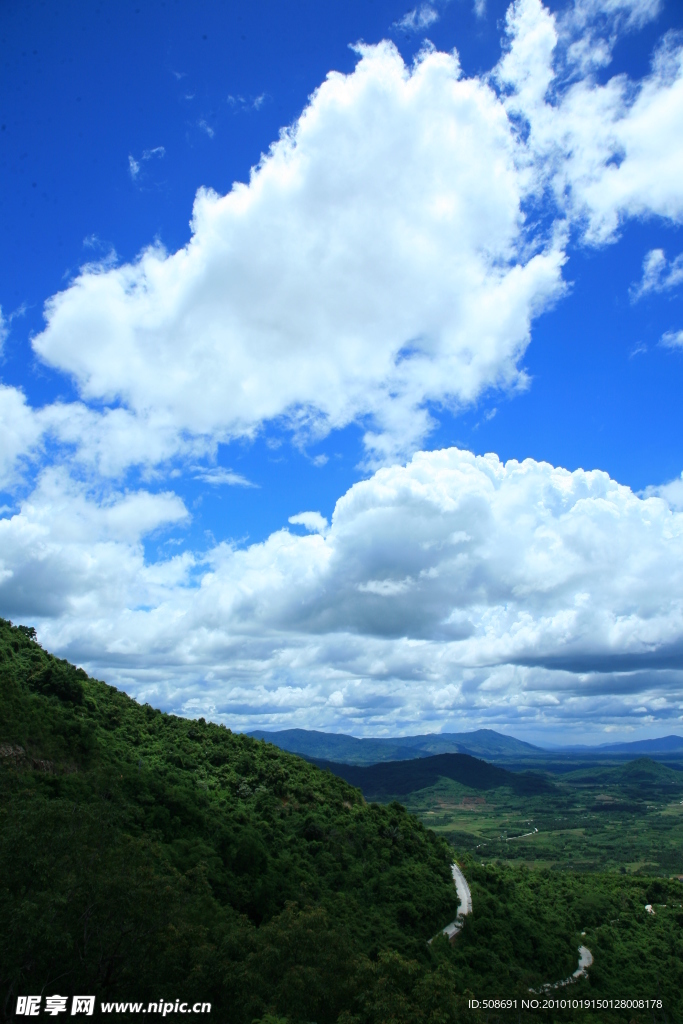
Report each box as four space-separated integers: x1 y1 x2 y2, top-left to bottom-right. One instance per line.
307 752 553 799
594 735 683 754
246 727 540 765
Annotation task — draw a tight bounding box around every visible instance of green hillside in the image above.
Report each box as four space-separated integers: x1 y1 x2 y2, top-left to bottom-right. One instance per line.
0 618 460 1021
309 753 553 800
565 757 683 794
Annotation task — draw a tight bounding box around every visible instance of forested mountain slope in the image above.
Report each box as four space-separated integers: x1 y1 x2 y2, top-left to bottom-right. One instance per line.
0 619 458 1021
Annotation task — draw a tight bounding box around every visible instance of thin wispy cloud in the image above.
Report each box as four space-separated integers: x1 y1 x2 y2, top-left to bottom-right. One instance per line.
227 93 268 112
394 4 439 33
632 248 683 300
128 145 166 182
0 301 30 355
660 329 683 349
193 467 256 487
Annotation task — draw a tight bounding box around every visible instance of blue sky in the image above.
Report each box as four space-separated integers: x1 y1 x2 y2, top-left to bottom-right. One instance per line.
1 0 683 743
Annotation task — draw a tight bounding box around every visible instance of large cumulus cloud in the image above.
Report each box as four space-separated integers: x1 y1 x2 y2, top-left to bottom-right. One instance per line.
22 0 683 470
32 39 563 465
2 449 682 739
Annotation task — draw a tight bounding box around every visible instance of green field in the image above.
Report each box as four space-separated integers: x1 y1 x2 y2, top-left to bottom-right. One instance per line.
401 759 683 874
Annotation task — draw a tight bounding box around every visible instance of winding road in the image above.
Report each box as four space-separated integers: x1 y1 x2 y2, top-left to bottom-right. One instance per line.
532 945 594 993
430 863 473 943
433 862 593 991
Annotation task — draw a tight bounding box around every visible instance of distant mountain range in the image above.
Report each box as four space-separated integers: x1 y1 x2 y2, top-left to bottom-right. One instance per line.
560 735 683 754
247 727 540 765
248 727 683 766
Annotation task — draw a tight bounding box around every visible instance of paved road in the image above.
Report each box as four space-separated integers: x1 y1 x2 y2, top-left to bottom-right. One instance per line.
432 862 594 994
431 863 473 942
532 945 593 992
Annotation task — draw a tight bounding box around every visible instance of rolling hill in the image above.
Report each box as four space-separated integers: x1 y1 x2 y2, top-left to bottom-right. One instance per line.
564 756 683 796
307 752 553 800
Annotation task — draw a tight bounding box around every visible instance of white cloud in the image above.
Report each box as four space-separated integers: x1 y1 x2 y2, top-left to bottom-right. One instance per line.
227 94 267 112
21 2 681 476
567 0 661 34
660 329 683 348
0 386 45 489
558 0 662 73
129 146 166 183
632 248 666 296
498 0 683 244
0 393 217 487
193 467 256 487
4 449 683 740
289 511 329 534
569 33 683 239
0 469 190 620
631 247 683 299
0 303 28 355
33 39 566 466
394 4 440 32
643 471 683 510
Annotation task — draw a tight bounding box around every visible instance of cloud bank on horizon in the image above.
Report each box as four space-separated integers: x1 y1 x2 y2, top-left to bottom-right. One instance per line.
1 0 683 740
